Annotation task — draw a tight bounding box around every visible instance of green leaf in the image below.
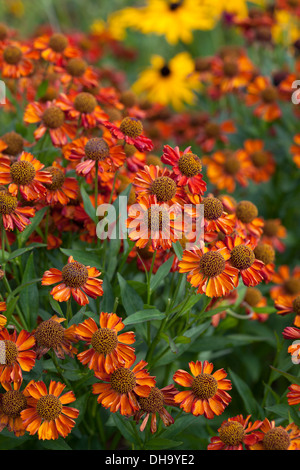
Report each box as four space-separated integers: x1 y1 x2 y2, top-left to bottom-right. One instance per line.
49 296 64 316
60 248 102 271
19 253 39 330
7 243 47 262
123 308 164 326
270 366 300 386
111 413 139 445
172 241 183 260
144 438 183 450
41 438 72 450
229 368 263 418
18 207 48 245
81 185 97 223
117 273 144 316
150 255 174 291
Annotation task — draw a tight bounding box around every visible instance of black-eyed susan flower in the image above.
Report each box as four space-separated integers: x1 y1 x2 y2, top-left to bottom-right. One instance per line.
0 328 36 384
33 315 77 360
0 152 52 201
0 380 28 436
21 380 79 440
207 414 262 450
92 360 156 416
132 52 200 110
173 360 232 419
0 189 35 232
178 245 239 297
134 384 177 434
161 145 206 196
249 418 300 450
74 312 136 374
42 255 103 306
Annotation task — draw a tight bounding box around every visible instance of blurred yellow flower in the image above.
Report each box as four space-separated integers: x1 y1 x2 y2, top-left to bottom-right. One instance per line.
272 10 300 46
214 0 248 20
132 52 201 110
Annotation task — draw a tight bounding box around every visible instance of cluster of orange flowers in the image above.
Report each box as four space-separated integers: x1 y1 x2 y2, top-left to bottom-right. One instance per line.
0 7 299 449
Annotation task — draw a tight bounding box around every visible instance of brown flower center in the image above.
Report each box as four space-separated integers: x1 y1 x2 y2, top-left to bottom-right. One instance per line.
230 245 255 270
0 24 8 41
251 150 268 168
139 387 164 413
3 45 23 65
203 197 223 220
1 340 18 365
91 328 118 355
0 192 18 215
261 86 278 103
48 33 68 53
34 319 65 349
219 421 245 446
263 427 290 450
2 390 27 418
66 57 87 77
293 296 300 315
120 117 143 138
74 92 97 114
199 251 226 278
263 220 279 237
61 261 88 288
1 131 24 156
191 373 218 399
10 160 36 185
150 176 177 202
110 368 136 394
254 243 275 265
42 106 65 129
235 201 258 224
36 394 63 421
204 122 220 138
144 206 170 232
284 277 300 296
84 138 110 161
45 167 65 190
223 60 239 77
178 153 202 177
244 287 263 307
224 154 241 175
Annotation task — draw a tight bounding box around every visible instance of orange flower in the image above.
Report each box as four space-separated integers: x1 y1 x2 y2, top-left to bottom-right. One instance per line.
243 139 275 183
201 195 235 237
261 218 286 253
245 76 282 122
0 380 28 436
290 134 300 169
42 255 103 306
54 57 98 88
0 152 52 201
44 161 78 205
231 200 264 240
0 40 38 78
210 53 255 93
173 360 232 419
282 325 300 361
63 135 126 178
134 384 177 434
178 245 239 297
161 145 206 196
207 414 262 450
55 91 108 129
34 32 80 64
127 194 178 250
92 360 156 416
218 235 265 287
24 101 77 147
203 149 251 193
249 418 300 450
21 379 79 440
133 164 186 207
0 328 36 384
287 384 300 408
275 295 300 327
196 119 236 152
75 312 136 374
270 265 300 301
104 117 154 152
0 190 35 232
33 315 77 359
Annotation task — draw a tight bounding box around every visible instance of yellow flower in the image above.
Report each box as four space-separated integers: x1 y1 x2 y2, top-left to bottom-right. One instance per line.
272 10 300 46
213 0 248 20
132 52 201 110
